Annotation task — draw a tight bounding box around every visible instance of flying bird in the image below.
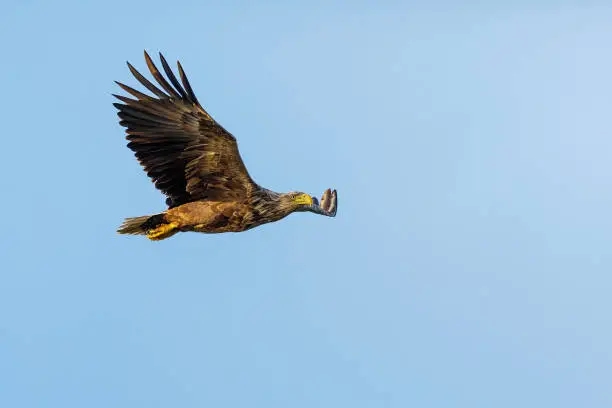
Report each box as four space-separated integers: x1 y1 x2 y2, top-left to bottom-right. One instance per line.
114 51 337 240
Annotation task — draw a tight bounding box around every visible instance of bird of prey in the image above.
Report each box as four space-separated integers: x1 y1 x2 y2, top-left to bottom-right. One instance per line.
114 51 337 240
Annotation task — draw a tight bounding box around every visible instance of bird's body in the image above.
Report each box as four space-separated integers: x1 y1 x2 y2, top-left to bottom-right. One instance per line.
114 51 337 240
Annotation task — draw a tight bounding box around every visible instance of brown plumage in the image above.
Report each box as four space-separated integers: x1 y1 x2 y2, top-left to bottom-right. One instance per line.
115 51 337 240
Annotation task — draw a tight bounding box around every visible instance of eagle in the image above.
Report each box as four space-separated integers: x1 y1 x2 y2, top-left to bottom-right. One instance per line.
114 51 337 240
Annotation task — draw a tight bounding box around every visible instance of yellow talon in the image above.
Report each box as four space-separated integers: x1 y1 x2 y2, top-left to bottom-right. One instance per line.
147 222 179 240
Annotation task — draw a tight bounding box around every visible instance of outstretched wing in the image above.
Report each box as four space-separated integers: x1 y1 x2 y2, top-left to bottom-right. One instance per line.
113 51 256 207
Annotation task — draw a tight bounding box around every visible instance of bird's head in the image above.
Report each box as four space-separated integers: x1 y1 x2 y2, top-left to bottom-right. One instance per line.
278 189 337 217
280 191 316 212
252 189 336 224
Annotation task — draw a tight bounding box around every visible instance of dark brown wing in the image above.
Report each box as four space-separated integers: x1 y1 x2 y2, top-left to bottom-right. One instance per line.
113 51 256 207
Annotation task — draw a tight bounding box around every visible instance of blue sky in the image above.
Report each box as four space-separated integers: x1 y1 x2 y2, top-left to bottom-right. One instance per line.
1 1 611 407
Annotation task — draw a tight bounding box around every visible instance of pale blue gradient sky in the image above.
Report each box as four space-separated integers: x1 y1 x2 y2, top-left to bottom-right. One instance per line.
1 1 611 407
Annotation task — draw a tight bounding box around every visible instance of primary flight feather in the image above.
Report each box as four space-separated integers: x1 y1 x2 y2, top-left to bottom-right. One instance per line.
114 51 337 240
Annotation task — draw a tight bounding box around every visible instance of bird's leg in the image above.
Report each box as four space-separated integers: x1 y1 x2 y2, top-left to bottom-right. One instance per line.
147 222 179 240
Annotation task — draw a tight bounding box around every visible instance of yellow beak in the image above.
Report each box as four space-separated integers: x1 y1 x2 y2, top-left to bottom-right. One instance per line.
293 193 313 206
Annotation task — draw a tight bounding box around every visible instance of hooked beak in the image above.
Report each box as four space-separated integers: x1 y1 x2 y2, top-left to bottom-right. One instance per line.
293 193 314 207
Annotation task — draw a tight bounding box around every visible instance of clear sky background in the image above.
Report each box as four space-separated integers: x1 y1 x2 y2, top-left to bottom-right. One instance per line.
1 1 611 407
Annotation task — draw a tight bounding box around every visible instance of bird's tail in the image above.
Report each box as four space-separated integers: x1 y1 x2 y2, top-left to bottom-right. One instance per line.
117 213 178 240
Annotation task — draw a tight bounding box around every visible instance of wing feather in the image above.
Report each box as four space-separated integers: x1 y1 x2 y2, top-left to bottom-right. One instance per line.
159 52 190 101
126 61 168 99
115 81 156 101
143 51 181 99
177 61 200 106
